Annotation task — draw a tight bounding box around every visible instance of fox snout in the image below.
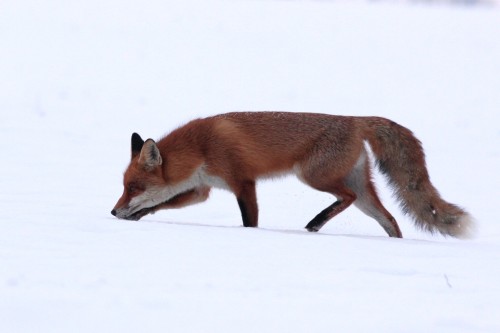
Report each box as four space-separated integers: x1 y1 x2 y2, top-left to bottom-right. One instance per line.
110 207 142 221
111 207 128 219
111 203 153 221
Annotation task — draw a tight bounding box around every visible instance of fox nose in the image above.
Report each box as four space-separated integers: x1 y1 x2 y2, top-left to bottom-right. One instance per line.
111 209 117 216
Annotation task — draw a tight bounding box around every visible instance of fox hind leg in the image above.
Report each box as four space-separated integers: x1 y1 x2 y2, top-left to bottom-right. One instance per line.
305 185 357 232
345 150 402 238
354 186 402 238
300 151 357 232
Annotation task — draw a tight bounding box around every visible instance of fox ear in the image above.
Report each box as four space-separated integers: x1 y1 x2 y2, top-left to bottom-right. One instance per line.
138 139 162 169
131 133 145 160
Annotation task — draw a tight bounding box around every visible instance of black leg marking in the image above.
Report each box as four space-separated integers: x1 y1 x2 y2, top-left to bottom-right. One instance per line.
236 180 258 228
305 201 343 232
237 198 252 227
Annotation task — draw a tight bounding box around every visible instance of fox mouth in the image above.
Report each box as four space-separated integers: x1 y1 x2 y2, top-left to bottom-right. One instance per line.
126 206 154 221
121 190 194 221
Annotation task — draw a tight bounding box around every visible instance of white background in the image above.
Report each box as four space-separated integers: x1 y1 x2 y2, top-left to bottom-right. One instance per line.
1 1 499 332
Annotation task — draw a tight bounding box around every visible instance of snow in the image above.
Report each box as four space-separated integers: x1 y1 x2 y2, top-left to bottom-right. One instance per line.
1 0 500 332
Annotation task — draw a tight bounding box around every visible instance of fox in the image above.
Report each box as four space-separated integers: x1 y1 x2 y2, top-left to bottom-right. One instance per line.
111 112 474 238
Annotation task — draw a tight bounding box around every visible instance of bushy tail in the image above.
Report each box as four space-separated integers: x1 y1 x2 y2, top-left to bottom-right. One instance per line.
363 117 475 238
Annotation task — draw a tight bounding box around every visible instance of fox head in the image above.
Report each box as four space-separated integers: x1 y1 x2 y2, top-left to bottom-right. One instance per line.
111 133 167 220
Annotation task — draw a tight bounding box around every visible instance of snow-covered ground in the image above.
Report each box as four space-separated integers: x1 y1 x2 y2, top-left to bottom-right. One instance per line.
1 0 499 332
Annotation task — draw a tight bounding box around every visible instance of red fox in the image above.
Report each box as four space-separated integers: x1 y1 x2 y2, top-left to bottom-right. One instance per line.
111 112 474 238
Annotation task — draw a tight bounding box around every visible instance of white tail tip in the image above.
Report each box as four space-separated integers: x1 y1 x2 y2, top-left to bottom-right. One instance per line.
454 213 477 239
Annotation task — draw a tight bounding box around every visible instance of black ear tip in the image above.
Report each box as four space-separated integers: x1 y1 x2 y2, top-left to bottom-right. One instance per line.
131 132 145 158
131 133 144 144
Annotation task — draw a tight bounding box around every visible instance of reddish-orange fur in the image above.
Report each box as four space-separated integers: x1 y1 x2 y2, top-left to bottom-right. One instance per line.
111 112 474 238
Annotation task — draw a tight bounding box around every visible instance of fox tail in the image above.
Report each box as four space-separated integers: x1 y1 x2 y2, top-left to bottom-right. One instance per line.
363 117 475 238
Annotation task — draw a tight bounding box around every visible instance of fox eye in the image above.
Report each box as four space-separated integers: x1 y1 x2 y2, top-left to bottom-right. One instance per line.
127 183 140 194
